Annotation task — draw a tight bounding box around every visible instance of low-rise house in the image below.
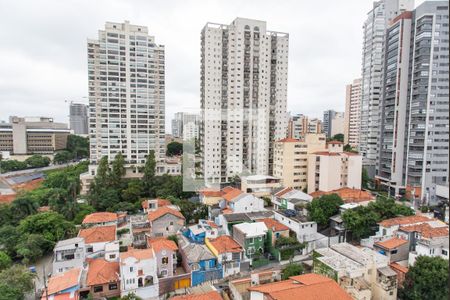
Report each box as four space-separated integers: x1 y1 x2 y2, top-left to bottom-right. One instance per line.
219 187 265 214
185 219 219 243
82 212 123 228
170 290 223 300
199 189 224 206
256 218 290 246
374 237 410 263
78 225 117 255
273 210 324 254
215 211 274 235
310 187 375 206
178 235 223 286
43 267 82 300
86 259 120 299
147 238 179 278
206 235 245 278
52 237 85 275
142 198 176 213
232 222 268 261
148 207 185 237
240 175 282 197
361 215 444 248
120 248 159 299
130 214 151 248
248 273 352 300
313 243 397 300
272 187 313 211
229 270 281 300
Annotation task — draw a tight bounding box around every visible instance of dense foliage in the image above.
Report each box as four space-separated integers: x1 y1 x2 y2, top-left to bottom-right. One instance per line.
307 194 344 227
0 154 51 172
343 196 414 240
0 265 36 300
399 256 448 300
281 263 304 280
166 141 183 156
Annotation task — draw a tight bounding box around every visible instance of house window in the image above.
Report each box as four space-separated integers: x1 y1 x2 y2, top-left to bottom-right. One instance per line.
130 267 134 272
109 254 116 259
247 247 255 255
248 238 254 244
109 283 118 290
87 246 93 253
160 269 168 277
94 285 103 293
162 256 169 264
391 249 398 254
442 249 448 256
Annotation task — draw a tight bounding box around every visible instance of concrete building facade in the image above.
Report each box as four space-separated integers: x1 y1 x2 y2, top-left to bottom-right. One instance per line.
273 134 327 190
69 102 89 135
323 110 344 138
359 0 414 177
87 21 165 166
287 114 323 139
344 78 362 147
0 116 70 155
200 18 289 185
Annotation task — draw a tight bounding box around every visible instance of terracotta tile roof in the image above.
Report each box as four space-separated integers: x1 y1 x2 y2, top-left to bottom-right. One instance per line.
148 206 185 222
206 220 218 228
120 247 154 262
208 235 243 254
47 267 81 295
0 193 16 204
222 208 233 214
422 226 449 238
148 237 178 253
78 225 116 244
87 259 119 286
390 262 409 274
249 273 351 300
310 188 375 203
82 212 118 224
222 186 243 202
277 137 300 143
375 237 408 250
257 218 289 232
379 215 431 227
170 291 223 300
275 187 293 197
312 151 341 156
199 188 224 197
141 198 172 209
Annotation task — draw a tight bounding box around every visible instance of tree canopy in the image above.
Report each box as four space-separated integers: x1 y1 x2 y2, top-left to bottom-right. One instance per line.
399 256 448 300
0 265 36 300
281 263 304 280
166 141 183 156
307 194 344 227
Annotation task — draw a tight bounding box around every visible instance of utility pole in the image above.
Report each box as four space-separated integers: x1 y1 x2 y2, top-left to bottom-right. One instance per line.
43 264 49 300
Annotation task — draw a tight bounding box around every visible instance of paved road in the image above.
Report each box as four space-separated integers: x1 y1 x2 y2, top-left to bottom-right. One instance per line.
25 254 53 300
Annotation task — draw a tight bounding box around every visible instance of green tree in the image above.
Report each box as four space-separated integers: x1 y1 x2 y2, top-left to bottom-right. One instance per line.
110 152 126 188
0 159 28 172
0 204 13 227
0 251 12 271
399 256 448 300
53 150 74 164
18 212 76 243
166 141 183 156
120 293 143 300
122 179 143 203
342 206 379 240
25 154 51 168
0 226 21 257
362 168 372 189
73 204 96 224
109 202 138 214
330 134 344 142
66 134 89 158
16 234 53 264
10 196 39 224
96 156 110 185
142 150 156 194
281 263 304 280
0 265 36 300
90 188 121 211
307 194 344 227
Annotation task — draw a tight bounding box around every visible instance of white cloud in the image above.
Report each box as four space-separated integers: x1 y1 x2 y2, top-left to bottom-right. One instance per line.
0 0 393 129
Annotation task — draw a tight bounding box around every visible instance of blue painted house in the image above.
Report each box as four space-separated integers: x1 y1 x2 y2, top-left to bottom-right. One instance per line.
178 235 223 286
184 219 219 243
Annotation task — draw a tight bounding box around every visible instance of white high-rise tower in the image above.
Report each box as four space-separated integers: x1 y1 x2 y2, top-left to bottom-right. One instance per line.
200 18 289 184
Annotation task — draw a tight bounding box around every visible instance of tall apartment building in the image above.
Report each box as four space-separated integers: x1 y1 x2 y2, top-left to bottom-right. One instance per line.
287 114 323 139
344 78 362 147
69 102 89 135
360 0 414 177
323 110 344 138
377 2 449 201
200 18 289 184
0 116 70 155
273 134 326 190
307 142 362 193
87 21 165 166
172 112 200 140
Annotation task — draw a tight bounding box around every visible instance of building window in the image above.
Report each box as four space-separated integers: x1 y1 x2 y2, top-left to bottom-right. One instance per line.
109 283 118 290
162 256 169 264
391 249 398 254
442 249 448 256
160 269 168 277
93 285 103 293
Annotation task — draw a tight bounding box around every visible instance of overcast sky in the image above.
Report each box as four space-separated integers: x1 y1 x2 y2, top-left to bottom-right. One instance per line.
0 0 425 131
